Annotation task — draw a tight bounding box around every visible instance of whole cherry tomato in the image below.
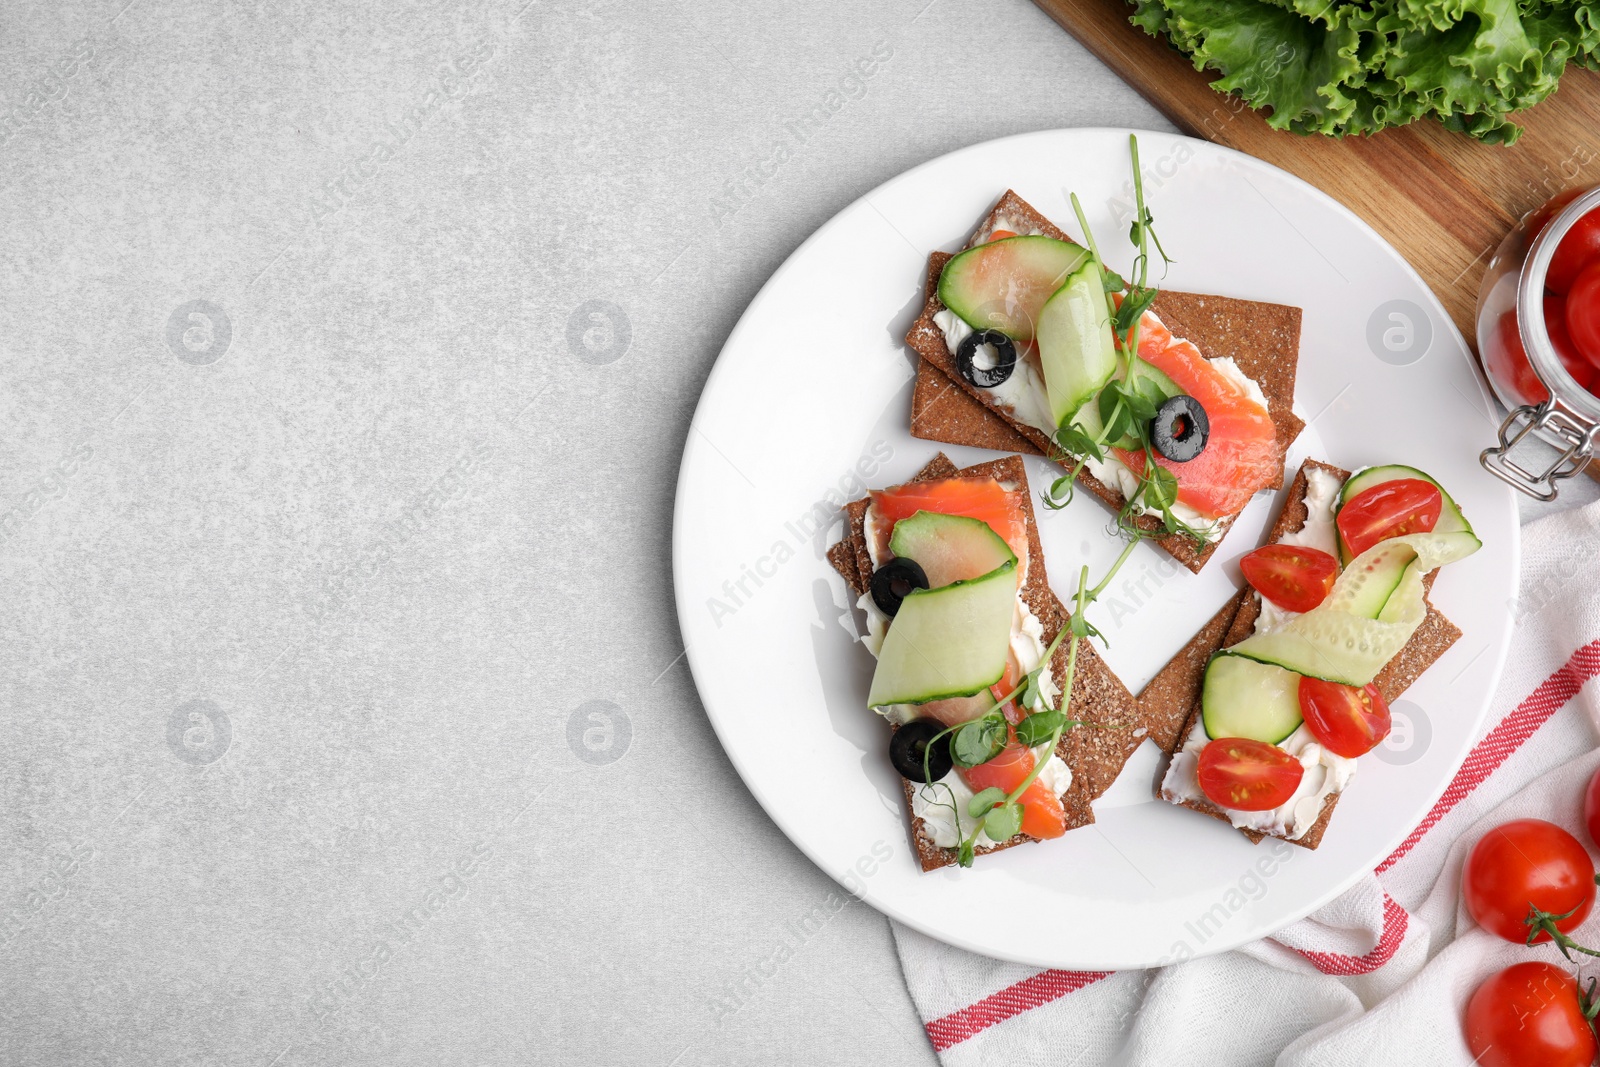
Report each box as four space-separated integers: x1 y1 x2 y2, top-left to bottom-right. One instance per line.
1566 261 1600 377
1549 294 1598 383
1462 818 1596 945
1482 302 1599 403
1484 308 1550 406
1542 294 1600 400
1548 207 1600 295
1583 765 1600 849
1464 961 1598 1067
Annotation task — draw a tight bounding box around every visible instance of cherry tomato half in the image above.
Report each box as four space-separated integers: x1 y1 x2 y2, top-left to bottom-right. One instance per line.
1484 308 1551 406
1196 738 1304 812
1566 261 1600 376
1548 206 1600 295
1462 818 1596 944
1298 678 1391 758
1464 961 1599 1067
1239 544 1338 614
1336 479 1442 560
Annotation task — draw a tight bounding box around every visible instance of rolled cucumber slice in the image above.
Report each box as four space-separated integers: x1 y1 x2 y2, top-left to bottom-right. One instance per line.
1201 653 1303 744
867 560 1018 708
937 236 1090 342
1324 536 1414 619
887 511 1016 589
1038 257 1117 431
1224 529 1481 686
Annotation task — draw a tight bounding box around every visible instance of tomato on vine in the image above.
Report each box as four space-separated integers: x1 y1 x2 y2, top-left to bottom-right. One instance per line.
1462 819 1600 958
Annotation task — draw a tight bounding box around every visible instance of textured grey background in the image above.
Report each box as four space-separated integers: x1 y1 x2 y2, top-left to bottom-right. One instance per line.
4 1 1592 1064
0 1 1170 1064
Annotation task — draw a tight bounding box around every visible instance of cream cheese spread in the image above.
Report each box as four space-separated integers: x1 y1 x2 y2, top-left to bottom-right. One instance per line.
1162 721 1357 840
1160 465 1357 839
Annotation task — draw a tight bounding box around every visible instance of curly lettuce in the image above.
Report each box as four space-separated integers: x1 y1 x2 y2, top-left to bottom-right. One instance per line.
1130 0 1600 142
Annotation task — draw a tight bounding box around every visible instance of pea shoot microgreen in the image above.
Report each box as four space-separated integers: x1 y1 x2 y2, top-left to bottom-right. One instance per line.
1040 135 1209 548
952 715 1008 768
937 556 1129 867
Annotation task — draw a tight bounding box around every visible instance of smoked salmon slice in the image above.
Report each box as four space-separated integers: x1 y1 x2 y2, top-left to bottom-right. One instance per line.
961 730 1067 840
869 477 1028 566
1114 314 1280 519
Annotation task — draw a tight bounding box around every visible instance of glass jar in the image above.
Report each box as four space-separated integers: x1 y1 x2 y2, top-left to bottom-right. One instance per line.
1477 185 1600 501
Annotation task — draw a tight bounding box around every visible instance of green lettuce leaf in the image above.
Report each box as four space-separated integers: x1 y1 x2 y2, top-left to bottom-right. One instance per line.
1129 0 1596 141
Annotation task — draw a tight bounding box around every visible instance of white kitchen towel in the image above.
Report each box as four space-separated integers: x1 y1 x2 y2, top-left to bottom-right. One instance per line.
893 494 1600 1066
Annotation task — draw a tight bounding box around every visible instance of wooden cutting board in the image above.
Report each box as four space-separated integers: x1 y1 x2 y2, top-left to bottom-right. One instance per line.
1033 0 1600 344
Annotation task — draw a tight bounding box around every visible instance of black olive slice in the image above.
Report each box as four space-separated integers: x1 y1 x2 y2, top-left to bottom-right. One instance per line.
1150 394 1210 462
870 557 929 617
955 329 1018 389
890 718 953 783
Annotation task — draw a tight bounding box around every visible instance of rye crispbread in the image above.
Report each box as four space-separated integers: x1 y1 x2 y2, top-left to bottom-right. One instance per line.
827 453 1143 871
1149 459 1463 850
904 191 1306 575
1137 589 1251 755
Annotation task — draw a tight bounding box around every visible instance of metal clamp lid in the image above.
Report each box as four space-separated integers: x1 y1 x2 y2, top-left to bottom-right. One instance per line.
1478 185 1600 500
1481 398 1598 502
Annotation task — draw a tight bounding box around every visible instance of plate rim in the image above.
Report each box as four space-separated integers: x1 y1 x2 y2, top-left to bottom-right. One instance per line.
671 125 1520 968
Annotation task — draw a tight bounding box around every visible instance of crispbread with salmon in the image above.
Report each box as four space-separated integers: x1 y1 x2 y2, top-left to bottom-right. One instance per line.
904 190 1305 575
1147 459 1463 850
827 452 1143 871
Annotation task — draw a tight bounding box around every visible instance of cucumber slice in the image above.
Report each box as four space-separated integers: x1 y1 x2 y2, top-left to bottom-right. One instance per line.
867 561 1018 707
1338 465 1474 562
1377 533 1482 622
1323 537 1413 619
1068 396 1107 449
1201 653 1303 744
1131 359 1182 402
1038 258 1117 431
1224 529 1481 685
1341 465 1472 535
887 511 1016 589
937 236 1090 342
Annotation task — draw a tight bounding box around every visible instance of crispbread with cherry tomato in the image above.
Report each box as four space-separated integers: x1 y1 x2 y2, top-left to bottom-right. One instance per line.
826 452 1144 871
903 189 1307 575
1147 459 1467 850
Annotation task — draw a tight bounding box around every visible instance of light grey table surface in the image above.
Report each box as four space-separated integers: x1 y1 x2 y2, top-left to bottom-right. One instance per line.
3 1 1593 1065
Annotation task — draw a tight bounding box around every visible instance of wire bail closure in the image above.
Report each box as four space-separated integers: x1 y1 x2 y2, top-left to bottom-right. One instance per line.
1481 398 1598 502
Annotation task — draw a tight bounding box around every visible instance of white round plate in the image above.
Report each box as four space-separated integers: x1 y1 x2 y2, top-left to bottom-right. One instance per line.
672 128 1517 969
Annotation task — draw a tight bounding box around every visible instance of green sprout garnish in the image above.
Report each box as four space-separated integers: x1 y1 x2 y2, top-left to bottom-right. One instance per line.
1042 135 1207 548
